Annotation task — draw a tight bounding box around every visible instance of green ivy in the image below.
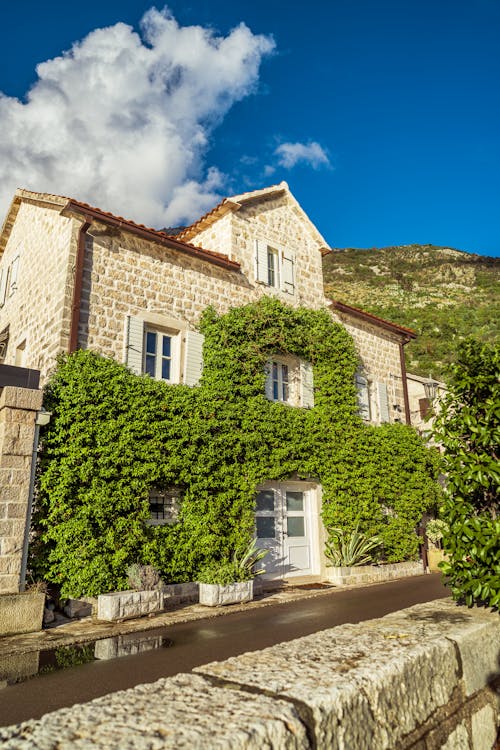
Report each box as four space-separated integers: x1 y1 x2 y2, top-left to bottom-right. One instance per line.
32 297 441 596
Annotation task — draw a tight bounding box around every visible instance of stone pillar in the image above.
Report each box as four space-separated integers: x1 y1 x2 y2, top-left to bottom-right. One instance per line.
0 386 43 593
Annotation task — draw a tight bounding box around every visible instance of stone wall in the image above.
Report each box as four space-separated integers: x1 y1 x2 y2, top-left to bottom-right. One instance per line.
0 194 412 410
332 309 408 421
0 386 43 593
0 197 74 383
1 599 498 748
191 192 328 310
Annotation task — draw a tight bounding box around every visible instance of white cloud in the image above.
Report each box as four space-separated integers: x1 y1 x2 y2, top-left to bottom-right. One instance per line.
274 141 330 170
0 8 274 226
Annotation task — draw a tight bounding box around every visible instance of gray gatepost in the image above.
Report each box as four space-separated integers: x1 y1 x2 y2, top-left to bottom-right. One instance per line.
0 372 43 594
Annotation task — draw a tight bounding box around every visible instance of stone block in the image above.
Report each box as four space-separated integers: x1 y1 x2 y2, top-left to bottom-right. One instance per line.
470 704 496 750
379 599 500 696
6 502 26 519
0 574 19 594
0 387 43 412
0 673 308 748
0 592 45 636
0 556 21 575
0 536 22 556
0 485 21 502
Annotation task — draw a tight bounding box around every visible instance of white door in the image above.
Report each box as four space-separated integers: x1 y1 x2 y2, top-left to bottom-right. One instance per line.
255 483 319 579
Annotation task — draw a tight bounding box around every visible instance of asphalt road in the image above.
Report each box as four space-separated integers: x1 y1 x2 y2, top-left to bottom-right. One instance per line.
0 574 448 727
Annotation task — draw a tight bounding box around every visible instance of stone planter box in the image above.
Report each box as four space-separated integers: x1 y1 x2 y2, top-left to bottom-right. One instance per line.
97 589 162 622
428 548 448 572
0 591 45 636
199 580 253 607
324 560 424 587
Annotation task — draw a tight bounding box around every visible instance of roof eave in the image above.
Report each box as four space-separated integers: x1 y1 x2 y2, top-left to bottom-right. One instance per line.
62 200 241 272
330 300 417 340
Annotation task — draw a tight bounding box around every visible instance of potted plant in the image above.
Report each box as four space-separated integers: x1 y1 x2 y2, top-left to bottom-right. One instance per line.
425 519 449 572
198 539 268 607
97 564 164 622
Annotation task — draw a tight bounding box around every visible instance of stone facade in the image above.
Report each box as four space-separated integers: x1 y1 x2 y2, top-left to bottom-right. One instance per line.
1 599 498 748
0 186 412 425
332 310 409 422
0 195 75 382
0 386 43 593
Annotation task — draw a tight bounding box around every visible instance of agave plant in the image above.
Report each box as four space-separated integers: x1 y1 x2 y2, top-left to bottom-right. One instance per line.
234 538 269 579
325 523 381 567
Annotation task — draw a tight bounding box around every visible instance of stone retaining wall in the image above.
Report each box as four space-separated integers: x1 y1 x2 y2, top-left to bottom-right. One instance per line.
325 560 424 586
1 599 498 749
0 385 43 594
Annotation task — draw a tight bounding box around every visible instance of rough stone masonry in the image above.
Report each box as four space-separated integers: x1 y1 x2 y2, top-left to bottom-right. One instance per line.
0 599 498 749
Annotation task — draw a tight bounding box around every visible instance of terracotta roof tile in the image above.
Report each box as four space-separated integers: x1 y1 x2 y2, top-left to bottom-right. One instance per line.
64 198 240 271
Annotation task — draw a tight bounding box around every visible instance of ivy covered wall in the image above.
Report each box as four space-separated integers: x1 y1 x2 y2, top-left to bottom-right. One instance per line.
32 298 442 596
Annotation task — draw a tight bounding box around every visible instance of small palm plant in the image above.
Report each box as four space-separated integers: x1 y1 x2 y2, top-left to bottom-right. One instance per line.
325 522 382 567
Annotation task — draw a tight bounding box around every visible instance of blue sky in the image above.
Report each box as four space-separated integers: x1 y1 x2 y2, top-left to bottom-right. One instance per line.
0 1 498 256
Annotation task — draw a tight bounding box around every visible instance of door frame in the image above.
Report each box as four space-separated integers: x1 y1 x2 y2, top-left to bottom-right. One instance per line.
255 480 322 580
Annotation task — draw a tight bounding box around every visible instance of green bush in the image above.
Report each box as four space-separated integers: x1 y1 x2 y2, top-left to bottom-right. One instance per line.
432 339 500 608
32 298 441 597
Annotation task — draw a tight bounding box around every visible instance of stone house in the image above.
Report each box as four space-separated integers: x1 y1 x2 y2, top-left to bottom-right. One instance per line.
0 182 418 582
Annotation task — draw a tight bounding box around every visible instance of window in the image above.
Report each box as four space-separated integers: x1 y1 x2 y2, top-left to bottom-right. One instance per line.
271 361 289 402
267 247 279 288
126 316 204 386
255 240 295 295
148 488 180 526
265 356 314 408
144 329 175 382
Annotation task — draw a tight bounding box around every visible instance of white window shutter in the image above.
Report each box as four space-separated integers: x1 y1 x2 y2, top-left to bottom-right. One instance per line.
377 381 390 423
255 239 269 284
184 330 204 386
281 250 295 295
264 361 274 400
9 256 19 294
355 374 371 421
300 361 314 408
126 316 144 375
0 269 6 307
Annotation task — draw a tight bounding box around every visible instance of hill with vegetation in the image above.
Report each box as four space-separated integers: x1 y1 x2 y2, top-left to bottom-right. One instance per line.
323 244 499 381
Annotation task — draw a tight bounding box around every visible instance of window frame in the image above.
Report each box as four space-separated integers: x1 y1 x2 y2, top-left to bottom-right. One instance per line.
147 487 181 526
143 325 181 384
265 354 313 408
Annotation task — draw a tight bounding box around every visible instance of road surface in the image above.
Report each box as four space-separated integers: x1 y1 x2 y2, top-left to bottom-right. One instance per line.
0 574 448 727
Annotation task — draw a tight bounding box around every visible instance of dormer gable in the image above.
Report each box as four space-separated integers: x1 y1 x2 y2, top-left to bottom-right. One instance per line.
178 182 330 307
